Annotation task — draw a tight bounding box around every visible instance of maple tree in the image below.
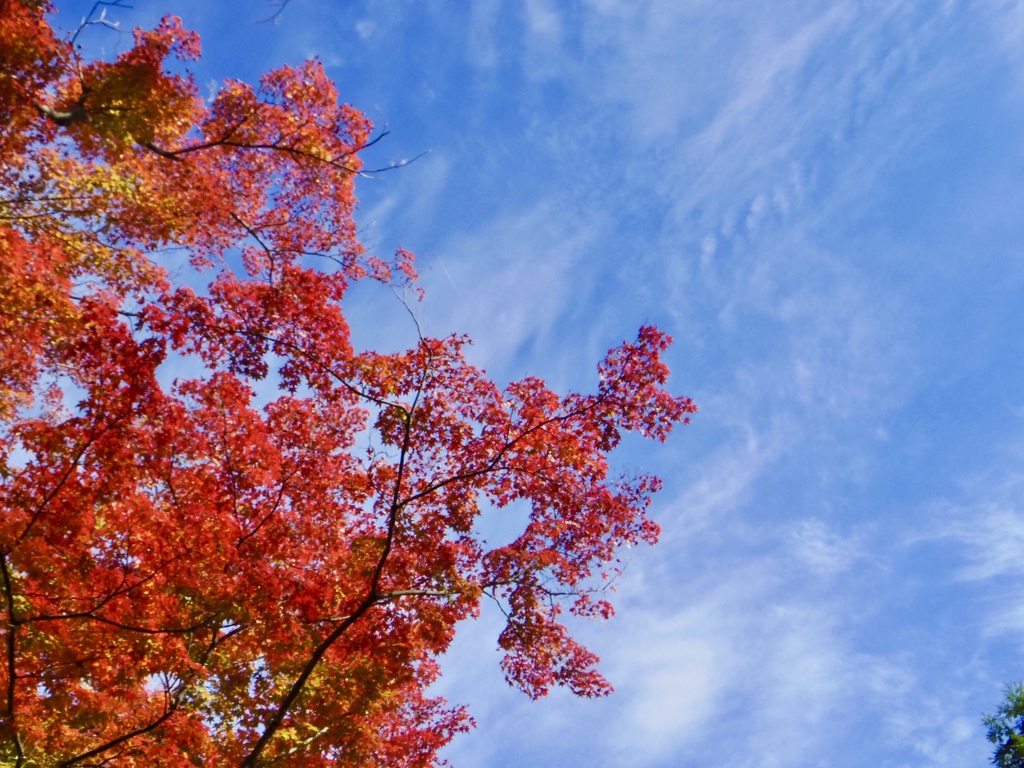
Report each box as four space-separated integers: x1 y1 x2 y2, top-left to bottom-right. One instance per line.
0 1 696 765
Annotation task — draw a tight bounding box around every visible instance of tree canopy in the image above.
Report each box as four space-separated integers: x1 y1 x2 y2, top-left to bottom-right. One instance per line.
0 1 695 764
987 684 1024 768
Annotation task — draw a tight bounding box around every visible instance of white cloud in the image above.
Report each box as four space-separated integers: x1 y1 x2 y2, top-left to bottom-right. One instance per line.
657 426 784 546
522 0 567 80
934 448 1024 637
411 196 605 382
976 0 1024 92
595 552 886 766
467 0 503 69
786 518 864 578
354 19 375 40
620 636 720 739
525 0 561 38
956 503 1024 582
689 4 855 157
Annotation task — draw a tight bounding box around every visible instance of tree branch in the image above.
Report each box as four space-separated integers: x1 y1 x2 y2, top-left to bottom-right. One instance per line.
57 707 176 768
0 555 22 767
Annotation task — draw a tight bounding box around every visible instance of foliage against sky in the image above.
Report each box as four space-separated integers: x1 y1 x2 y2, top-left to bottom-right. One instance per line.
0 2 694 764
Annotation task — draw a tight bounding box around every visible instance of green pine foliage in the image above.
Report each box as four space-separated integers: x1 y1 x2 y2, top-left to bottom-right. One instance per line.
986 683 1024 767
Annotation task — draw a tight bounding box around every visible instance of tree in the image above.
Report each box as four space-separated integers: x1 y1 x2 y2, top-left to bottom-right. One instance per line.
986 684 1024 767
0 2 696 764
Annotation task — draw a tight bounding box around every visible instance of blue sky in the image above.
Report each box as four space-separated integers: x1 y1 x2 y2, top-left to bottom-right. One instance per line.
53 1 1024 765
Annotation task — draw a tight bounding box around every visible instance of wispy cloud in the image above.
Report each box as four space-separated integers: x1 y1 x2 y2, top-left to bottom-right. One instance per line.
408 196 610 382
934 441 1024 638
786 517 865 577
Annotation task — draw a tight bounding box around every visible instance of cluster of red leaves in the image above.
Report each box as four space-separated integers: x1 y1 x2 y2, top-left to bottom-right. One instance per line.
0 2 696 765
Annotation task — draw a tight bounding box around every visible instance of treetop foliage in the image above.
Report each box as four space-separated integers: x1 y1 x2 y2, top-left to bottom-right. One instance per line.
987 684 1024 768
0 1 695 764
